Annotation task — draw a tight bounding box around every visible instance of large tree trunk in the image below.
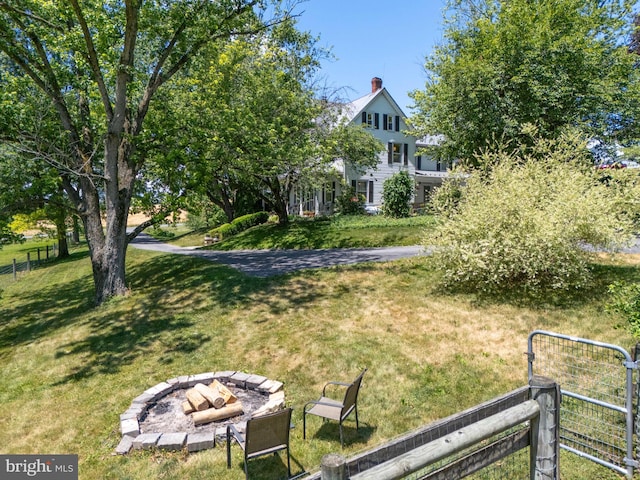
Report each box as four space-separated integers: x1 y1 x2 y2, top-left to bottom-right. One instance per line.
80 195 130 306
54 213 69 259
76 136 135 306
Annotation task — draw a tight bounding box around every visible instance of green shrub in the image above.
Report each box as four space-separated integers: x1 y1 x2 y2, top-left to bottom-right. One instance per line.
209 211 269 240
335 186 365 215
597 168 640 230
382 171 413 218
428 168 467 217
607 282 640 338
427 135 633 294
150 226 175 239
232 212 269 231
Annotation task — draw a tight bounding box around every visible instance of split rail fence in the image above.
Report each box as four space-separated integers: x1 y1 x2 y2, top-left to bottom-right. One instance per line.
0 244 58 280
310 376 560 480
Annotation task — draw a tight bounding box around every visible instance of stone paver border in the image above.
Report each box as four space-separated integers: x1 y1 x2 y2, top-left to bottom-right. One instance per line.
115 371 284 455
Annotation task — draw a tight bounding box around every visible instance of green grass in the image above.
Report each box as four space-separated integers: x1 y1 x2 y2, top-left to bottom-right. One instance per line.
1 222 639 479
0 237 59 266
166 214 437 249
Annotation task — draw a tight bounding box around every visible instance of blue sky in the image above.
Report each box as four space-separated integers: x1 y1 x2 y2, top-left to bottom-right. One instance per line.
293 0 448 114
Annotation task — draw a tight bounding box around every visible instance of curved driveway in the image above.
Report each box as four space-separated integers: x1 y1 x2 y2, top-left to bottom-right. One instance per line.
130 233 425 277
130 232 640 278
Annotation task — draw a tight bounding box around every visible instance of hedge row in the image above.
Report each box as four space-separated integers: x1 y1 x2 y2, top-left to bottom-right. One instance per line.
209 211 269 240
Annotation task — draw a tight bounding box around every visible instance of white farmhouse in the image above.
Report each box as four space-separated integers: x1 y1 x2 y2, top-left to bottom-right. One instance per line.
292 77 450 216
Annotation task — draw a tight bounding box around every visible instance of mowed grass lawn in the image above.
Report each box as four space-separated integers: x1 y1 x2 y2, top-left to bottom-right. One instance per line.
1 217 639 479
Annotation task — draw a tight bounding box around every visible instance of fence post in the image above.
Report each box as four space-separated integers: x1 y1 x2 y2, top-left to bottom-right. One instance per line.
13 258 17 280
529 375 560 480
321 453 346 480
26 252 31 272
634 344 640 468
37 248 41 265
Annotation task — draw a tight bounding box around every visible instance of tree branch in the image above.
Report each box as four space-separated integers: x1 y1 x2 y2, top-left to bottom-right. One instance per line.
68 0 114 121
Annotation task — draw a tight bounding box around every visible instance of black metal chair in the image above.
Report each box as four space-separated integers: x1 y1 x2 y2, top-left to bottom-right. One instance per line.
303 368 367 447
226 407 293 479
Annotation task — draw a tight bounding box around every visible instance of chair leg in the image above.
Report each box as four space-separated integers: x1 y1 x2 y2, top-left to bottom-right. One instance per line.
243 455 249 480
226 428 232 468
286 447 291 478
303 411 307 439
355 405 359 431
339 422 344 448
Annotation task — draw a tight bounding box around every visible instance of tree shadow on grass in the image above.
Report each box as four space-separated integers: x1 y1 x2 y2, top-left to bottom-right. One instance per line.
49 253 341 384
0 251 95 352
52 309 207 384
228 451 307 480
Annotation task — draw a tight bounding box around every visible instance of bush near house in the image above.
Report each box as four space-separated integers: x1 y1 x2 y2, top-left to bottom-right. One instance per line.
208 212 270 240
382 171 413 218
335 186 366 215
427 135 633 295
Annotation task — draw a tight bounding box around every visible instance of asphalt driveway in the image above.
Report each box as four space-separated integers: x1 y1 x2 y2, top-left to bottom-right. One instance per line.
130 233 425 277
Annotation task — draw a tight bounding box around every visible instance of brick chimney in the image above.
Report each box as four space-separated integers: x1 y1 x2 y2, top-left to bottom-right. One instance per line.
371 77 382 93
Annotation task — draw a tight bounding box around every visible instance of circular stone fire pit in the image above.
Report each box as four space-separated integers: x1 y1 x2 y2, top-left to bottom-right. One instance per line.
115 371 284 455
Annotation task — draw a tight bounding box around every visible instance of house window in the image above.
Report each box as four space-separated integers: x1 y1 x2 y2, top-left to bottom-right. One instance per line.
323 182 335 203
362 111 379 128
385 114 393 130
354 180 374 203
356 180 368 198
392 143 401 163
416 155 422 170
388 143 407 164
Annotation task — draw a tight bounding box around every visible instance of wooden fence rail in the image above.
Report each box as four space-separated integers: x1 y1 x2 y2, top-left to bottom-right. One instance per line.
313 376 560 480
0 244 57 280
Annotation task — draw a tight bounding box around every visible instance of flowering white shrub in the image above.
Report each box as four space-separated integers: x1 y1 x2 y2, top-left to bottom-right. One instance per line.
427 136 633 294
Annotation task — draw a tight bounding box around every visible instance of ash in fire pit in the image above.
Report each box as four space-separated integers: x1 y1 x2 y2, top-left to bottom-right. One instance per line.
115 371 285 455
139 385 270 434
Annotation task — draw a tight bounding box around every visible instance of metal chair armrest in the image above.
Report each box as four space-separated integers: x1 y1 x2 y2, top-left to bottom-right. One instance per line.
227 423 244 444
322 381 351 396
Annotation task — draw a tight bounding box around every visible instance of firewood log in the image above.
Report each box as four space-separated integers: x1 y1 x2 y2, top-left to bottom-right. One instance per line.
192 402 244 426
194 383 226 409
182 400 195 415
209 380 238 404
186 388 209 411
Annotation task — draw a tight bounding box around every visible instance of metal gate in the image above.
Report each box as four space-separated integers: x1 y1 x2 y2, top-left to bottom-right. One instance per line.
527 330 637 478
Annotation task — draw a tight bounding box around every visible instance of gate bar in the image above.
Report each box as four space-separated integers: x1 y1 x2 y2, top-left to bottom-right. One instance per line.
528 330 636 479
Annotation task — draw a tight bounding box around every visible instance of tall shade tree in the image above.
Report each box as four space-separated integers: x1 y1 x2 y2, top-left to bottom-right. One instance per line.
409 0 640 164
0 0 289 305
0 70 77 256
150 20 383 225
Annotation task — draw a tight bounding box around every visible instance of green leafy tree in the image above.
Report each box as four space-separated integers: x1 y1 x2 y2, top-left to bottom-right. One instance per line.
410 0 640 164
382 171 413 218
148 20 322 225
150 19 382 226
0 0 287 304
427 132 633 295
